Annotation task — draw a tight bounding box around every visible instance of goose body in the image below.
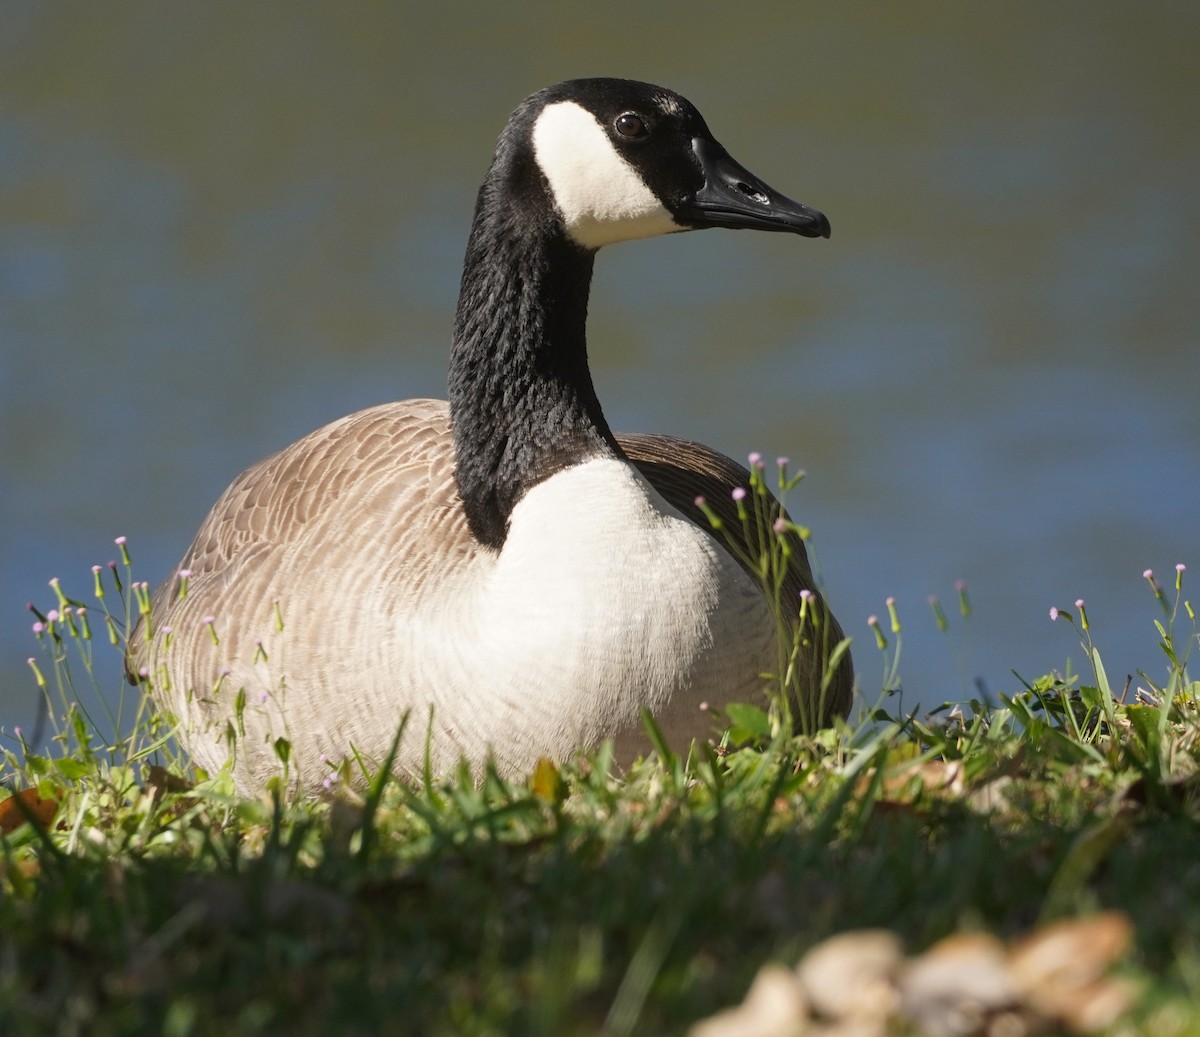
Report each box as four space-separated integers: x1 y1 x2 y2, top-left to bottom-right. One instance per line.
130 79 853 792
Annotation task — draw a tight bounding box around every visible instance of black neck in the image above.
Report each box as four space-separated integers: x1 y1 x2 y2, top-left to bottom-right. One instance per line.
448 179 620 549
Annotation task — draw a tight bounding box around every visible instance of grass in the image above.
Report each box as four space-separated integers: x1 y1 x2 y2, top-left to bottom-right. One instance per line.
3 540 1200 1035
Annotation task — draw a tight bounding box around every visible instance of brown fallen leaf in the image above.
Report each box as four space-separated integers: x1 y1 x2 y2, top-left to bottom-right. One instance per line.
0 787 61 834
688 964 808 1037
857 759 966 807
690 913 1138 1037
1009 912 1135 1032
899 932 1019 1037
796 930 903 1023
145 764 194 798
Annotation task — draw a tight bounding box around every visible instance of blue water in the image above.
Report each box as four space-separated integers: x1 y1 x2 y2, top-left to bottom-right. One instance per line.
3 4 1198 745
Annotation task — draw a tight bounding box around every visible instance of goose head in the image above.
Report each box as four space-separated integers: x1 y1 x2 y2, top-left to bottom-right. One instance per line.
508 78 831 250
451 79 830 549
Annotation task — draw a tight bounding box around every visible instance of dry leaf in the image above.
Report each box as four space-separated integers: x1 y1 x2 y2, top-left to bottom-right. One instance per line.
796 930 903 1022
0 787 61 834
966 776 1014 815
691 914 1137 1037
1009 913 1134 1032
145 764 194 799
899 932 1018 1037
688 964 808 1037
858 759 965 806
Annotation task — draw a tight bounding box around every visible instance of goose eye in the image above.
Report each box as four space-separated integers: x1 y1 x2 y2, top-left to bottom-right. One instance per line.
614 112 648 139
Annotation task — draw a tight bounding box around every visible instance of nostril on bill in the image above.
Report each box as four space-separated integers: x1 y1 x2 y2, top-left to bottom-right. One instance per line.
735 181 769 205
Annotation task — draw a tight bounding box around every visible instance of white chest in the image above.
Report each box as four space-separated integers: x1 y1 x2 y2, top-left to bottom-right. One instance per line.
441 457 775 761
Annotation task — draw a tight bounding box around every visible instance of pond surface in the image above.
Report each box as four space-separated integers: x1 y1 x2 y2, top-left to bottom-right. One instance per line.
2 4 1198 738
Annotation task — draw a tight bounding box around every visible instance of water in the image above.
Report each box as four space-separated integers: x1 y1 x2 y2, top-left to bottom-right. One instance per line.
2 4 1198 740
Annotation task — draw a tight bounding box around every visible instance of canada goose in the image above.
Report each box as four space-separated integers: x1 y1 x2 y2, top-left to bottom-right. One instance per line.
129 78 853 793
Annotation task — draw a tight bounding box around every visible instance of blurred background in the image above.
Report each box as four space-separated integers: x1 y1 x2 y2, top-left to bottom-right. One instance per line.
2 3 1198 738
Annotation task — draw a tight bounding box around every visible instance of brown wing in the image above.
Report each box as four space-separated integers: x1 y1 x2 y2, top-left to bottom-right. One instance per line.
125 399 469 683
619 431 854 724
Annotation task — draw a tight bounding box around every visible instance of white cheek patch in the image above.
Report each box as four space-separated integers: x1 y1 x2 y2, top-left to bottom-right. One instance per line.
532 101 683 249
